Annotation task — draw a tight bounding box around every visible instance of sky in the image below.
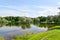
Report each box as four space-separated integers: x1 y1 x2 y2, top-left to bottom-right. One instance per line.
0 0 60 17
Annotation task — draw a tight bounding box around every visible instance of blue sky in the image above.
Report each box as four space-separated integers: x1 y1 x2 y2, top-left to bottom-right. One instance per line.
0 0 59 17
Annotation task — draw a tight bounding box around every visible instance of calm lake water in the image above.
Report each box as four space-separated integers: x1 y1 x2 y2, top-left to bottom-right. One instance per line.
0 24 48 40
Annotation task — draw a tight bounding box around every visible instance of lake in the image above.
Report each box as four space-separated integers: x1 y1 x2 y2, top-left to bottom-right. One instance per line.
0 24 48 40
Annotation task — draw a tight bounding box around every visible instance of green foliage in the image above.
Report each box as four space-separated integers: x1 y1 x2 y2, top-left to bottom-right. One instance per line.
0 14 60 25
0 17 8 24
0 14 60 28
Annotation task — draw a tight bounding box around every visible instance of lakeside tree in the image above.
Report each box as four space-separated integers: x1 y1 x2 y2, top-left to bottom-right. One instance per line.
0 12 59 27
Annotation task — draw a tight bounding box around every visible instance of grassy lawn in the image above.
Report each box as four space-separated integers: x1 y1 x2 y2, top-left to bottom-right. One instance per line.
13 26 60 40
29 30 60 40
0 37 4 40
13 33 36 40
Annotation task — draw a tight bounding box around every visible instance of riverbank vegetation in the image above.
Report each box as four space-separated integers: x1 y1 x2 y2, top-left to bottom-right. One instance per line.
0 14 60 40
4 14 60 24
0 14 60 26
12 26 60 40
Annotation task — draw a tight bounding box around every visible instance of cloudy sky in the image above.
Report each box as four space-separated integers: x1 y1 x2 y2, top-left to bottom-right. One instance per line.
0 0 60 17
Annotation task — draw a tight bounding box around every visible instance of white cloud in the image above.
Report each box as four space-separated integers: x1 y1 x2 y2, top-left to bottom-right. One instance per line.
32 5 59 17
58 2 60 4
0 5 32 12
0 5 59 17
57 0 60 6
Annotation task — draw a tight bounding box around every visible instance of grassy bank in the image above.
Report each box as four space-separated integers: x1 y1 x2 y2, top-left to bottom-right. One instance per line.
13 26 60 40
0 37 4 40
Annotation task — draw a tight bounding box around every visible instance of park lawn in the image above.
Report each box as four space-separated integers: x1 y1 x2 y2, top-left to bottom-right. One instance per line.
13 26 60 40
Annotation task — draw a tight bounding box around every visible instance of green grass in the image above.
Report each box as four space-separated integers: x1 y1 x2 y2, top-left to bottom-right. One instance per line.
44 32 60 40
29 30 60 40
51 26 60 30
13 26 60 40
13 33 36 40
0 37 4 40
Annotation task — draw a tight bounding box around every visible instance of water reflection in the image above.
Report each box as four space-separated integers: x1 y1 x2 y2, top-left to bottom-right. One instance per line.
0 23 60 40
0 24 48 36
0 23 49 37
33 23 60 28
6 23 30 29
0 23 60 29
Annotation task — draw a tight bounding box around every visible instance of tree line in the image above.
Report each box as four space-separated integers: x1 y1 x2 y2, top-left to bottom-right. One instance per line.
0 14 60 25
